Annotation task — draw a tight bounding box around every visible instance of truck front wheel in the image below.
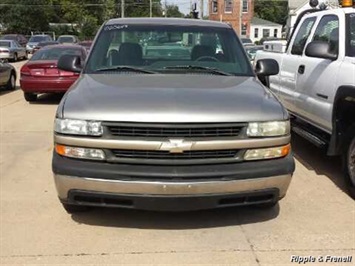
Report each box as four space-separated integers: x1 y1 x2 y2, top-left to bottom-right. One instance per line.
344 133 355 199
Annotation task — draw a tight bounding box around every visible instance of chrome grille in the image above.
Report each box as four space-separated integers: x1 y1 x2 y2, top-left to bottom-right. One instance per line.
111 149 239 160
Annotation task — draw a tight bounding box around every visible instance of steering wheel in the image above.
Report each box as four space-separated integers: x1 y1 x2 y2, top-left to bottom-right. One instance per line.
195 56 219 62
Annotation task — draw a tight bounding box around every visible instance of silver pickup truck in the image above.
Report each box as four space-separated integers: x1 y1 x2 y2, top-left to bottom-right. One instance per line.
255 4 355 198
52 18 295 213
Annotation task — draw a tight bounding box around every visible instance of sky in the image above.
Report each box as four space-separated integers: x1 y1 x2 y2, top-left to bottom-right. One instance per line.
167 0 209 16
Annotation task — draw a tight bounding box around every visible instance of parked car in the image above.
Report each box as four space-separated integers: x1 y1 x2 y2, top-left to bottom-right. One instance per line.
245 45 263 63
0 34 28 47
20 45 87 102
57 35 79 44
0 40 28 61
258 37 284 45
78 40 93 52
241 38 255 47
53 18 295 213
32 41 59 54
26 35 53 54
0 59 16 90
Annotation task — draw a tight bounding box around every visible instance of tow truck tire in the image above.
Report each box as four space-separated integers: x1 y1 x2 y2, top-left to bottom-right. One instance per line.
62 203 90 214
344 132 355 199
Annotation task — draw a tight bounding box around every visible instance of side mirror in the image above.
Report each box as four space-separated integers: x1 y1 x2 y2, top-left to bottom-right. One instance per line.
57 54 82 73
255 59 279 76
305 41 337 61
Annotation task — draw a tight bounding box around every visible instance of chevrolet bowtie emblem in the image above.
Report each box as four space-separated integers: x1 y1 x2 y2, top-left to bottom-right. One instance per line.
160 139 194 153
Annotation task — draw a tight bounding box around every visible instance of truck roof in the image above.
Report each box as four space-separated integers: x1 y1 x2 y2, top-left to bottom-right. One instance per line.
303 7 355 19
105 18 232 29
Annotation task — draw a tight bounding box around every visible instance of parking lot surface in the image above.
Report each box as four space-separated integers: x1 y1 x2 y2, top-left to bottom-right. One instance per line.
0 60 354 265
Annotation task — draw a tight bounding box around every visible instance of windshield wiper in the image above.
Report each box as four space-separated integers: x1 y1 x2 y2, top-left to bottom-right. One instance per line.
163 65 233 76
96 66 157 74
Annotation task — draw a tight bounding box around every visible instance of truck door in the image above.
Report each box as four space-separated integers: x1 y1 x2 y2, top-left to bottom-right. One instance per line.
278 17 317 113
294 14 341 133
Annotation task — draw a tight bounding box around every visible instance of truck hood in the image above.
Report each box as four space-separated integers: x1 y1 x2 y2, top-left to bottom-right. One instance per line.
60 74 287 123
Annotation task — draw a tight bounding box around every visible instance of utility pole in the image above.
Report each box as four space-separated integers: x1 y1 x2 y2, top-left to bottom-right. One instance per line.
164 0 167 17
121 0 125 18
200 0 204 19
150 0 153 17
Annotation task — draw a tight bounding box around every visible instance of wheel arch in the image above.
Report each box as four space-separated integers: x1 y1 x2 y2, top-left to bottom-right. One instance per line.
328 85 355 155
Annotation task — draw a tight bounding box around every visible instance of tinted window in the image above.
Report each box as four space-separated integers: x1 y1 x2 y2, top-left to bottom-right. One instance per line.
291 17 316 55
312 15 339 54
29 36 48 42
241 38 252 44
0 41 11 47
31 47 83 61
346 13 355 57
58 36 75 43
86 24 253 76
2 35 16 41
38 42 58 47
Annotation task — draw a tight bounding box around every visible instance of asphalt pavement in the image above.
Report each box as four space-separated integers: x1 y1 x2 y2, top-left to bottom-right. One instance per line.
0 60 354 265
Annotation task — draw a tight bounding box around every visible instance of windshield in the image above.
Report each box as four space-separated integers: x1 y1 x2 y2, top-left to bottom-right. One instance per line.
31 47 83 61
58 36 75 43
0 41 11 47
346 13 355 57
38 42 56 47
85 24 253 76
29 36 47 43
241 38 252 44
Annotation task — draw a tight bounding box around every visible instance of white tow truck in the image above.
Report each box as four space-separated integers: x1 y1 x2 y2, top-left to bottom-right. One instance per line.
255 0 355 198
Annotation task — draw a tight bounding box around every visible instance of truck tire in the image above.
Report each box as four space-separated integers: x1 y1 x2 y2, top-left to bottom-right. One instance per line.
24 92 37 102
62 203 90 214
344 132 355 199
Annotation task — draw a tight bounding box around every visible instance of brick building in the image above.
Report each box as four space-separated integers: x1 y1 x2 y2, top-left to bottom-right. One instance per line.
209 0 254 37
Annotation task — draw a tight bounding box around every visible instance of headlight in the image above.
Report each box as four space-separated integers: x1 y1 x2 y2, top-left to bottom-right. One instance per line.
244 144 291 161
55 144 105 160
247 121 290 137
55 118 103 136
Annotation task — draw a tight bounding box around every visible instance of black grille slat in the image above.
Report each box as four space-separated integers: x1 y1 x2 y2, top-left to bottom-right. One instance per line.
107 125 243 138
111 149 239 160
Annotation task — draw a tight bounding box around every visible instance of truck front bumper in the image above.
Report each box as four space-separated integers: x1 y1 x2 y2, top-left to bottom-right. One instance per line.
53 152 295 211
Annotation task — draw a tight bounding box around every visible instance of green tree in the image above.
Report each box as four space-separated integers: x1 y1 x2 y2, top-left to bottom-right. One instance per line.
165 4 183 18
123 0 162 17
254 0 288 26
0 0 57 34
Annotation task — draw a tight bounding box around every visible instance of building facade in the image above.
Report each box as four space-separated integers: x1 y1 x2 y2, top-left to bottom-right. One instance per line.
209 0 254 37
250 17 283 43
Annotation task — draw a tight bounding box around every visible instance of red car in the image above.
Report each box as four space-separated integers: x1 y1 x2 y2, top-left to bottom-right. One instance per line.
78 40 93 53
20 45 87 102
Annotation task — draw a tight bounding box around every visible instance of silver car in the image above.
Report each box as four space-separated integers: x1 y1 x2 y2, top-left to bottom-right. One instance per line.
26 35 53 54
57 35 79 44
0 40 28 61
0 59 16 90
